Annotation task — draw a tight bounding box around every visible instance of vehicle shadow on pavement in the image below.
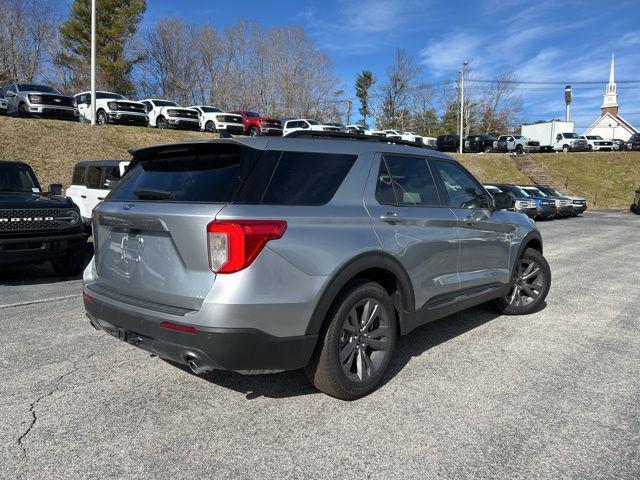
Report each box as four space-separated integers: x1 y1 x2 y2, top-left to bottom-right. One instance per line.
181 303 515 401
382 304 502 385
0 246 93 287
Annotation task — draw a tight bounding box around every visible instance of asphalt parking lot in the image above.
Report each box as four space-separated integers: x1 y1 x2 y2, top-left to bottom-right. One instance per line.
1 211 638 479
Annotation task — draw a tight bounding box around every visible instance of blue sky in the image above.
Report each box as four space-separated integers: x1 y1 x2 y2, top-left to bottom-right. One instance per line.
76 0 640 129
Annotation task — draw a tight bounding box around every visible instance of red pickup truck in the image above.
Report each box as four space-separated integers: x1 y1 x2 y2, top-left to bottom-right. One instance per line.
230 110 283 136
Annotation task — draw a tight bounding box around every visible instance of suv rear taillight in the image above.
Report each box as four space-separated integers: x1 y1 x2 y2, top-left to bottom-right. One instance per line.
207 220 287 274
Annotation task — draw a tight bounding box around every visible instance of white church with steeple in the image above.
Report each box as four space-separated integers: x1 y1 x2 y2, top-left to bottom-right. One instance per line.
583 54 638 141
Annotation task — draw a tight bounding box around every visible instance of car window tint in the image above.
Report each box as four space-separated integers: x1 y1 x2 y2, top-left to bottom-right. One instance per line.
433 160 489 209
382 155 439 207
260 152 356 205
375 158 397 205
86 166 102 189
102 166 121 189
71 166 85 185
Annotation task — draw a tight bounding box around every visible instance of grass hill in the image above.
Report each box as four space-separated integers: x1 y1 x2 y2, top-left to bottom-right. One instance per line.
1 116 638 209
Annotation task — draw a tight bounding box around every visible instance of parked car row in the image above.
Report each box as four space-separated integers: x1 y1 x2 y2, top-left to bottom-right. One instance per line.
484 184 587 219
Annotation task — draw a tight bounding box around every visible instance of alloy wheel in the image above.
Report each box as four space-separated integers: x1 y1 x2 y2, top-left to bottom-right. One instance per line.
339 298 390 383
506 258 545 307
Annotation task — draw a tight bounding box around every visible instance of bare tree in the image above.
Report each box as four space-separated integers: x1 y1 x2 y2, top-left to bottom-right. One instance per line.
375 49 421 129
474 71 523 135
138 18 201 105
0 0 60 84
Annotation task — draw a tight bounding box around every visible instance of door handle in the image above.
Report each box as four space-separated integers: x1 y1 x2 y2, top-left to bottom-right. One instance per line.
80 195 87 199
97 197 105 201
380 212 401 223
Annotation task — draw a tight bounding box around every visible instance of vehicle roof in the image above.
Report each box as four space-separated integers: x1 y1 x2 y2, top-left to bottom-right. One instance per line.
0 160 30 167
129 137 455 161
73 160 128 167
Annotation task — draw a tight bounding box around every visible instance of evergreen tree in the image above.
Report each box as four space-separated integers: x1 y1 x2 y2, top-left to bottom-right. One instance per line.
56 0 146 95
354 70 375 126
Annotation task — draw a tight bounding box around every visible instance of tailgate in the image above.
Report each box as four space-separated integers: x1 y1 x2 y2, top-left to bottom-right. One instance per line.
93 202 223 311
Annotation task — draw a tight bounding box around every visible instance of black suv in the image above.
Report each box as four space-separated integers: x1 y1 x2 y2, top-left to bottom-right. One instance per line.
628 133 640 151
464 135 495 153
0 161 87 275
436 134 460 152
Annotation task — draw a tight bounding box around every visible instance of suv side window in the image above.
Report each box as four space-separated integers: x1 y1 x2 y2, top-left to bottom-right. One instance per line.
102 166 121 189
86 166 102 189
432 160 490 209
260 152 356 205
376 156 440 207
71 166 85 185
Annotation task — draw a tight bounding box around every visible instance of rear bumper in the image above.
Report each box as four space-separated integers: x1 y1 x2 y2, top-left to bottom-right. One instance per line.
84 291 318 372
0 231 87 266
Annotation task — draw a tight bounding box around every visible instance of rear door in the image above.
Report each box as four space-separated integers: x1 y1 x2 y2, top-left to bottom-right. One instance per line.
365 154 460 309
66 165 88 220
430 159 512 290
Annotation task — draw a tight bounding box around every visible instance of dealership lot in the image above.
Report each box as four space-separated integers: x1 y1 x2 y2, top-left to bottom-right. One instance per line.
1 212 638 479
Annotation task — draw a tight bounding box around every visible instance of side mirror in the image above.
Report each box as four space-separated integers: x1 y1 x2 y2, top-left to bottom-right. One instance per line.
49 183 63 196
493 192 515 211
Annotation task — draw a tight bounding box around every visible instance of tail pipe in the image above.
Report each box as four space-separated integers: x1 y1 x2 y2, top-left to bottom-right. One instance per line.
187 357 213 375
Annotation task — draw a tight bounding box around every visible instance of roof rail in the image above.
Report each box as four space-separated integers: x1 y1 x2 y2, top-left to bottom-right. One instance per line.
285 130 435 149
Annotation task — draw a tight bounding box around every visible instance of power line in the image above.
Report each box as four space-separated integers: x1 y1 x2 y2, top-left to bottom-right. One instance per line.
466 78 640 85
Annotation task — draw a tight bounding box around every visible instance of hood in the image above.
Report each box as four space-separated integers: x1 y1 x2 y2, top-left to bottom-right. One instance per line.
22 90 72 99
0 192 77 210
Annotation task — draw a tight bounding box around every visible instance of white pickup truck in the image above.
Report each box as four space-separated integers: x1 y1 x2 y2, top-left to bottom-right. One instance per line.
492 135 540 154
74 91 148 126
139 99 200 130
66 160 129 226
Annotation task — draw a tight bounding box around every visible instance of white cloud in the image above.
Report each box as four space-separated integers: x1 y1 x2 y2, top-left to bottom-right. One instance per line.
420 32 481 74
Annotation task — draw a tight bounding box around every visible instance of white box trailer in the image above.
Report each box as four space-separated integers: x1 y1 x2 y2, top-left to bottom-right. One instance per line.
521 121 575 152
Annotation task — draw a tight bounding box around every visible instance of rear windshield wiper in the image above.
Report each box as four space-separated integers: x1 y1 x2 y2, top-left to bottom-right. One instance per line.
133 188 173 200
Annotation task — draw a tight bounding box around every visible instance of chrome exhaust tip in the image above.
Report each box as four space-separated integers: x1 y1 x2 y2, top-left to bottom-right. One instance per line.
187 358 212 375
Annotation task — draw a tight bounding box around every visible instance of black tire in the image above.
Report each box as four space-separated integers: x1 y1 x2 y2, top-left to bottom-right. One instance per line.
515 145 524 155
587 144 593 151
249 126 260 137
97 109 108 125
18 103 29 118
562 145 569 153
491 248 551 315
631 204 639 215
305 281 397 400
205 121 216 133
51 246 86 277
156 116 167 129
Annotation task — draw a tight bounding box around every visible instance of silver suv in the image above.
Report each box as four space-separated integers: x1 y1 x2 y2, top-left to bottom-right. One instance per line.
83 134 551 399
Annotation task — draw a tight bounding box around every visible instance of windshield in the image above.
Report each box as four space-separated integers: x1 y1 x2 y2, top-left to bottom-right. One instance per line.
542 187 561 196
152 100 180 107
17 84 60 94
0 163 40 192
563 133 579 139
586 136 602 140
97 92 126 100
244 111 261 118
506 185 530 197
525 187 545 197
199 106 223 113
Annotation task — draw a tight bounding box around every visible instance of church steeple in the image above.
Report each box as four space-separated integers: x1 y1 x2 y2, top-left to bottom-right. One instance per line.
601 54 619 116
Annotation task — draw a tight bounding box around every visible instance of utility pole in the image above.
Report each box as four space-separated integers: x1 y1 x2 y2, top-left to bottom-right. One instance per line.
459 60 469 154
90 0 96 126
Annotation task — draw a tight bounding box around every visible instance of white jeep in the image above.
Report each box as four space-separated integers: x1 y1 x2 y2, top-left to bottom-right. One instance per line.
66 160 129 226
74 91 148 126
139 99 200 130
188 105 245 134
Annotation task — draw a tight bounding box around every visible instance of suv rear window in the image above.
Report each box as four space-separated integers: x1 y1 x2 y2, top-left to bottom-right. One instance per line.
107 146 356 205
